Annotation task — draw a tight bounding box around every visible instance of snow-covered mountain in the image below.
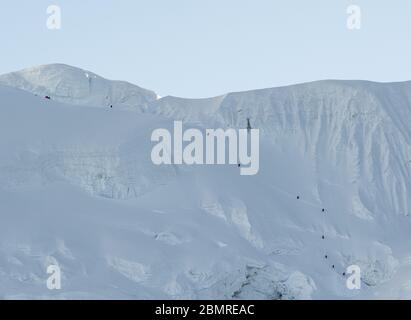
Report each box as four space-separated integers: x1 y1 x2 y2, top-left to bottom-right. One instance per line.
0 64 157 111
0 65 411 299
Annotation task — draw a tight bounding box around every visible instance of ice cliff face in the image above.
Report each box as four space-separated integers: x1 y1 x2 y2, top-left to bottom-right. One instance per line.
0 65 411 299
0 64 157 111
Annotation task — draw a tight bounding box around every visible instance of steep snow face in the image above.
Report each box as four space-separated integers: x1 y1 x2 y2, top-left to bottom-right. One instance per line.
151 81 411 222
1 75 411 300
0 64 157 111
148 81 411 298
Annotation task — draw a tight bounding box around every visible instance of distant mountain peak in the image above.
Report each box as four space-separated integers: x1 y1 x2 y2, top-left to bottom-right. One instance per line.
0 64 157 111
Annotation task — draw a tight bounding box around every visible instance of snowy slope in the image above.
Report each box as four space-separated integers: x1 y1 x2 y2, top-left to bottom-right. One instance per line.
0 64 157 111
1 67 411 299
150 81 411 297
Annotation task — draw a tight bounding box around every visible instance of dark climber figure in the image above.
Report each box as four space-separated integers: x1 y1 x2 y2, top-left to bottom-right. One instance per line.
322 235 325 239
322 208 325 212
297 196 300 200
332 265 335 269
325 255 328 259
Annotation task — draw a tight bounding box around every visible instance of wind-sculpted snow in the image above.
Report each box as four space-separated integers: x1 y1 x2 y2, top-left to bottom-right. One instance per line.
1 68 411 299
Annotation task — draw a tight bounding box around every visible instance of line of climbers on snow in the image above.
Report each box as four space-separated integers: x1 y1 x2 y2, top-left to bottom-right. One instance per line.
296 195 347 277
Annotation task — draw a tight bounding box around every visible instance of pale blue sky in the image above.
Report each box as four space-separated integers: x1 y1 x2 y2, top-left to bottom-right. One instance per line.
1 0 411 98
